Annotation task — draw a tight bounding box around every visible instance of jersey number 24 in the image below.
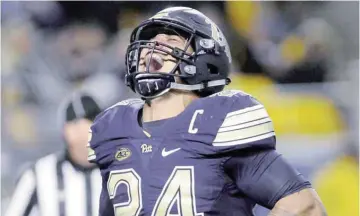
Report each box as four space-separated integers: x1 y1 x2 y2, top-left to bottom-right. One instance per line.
108 166 204 216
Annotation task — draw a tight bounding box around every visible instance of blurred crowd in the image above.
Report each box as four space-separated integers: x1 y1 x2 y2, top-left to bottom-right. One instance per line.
1 1 358 215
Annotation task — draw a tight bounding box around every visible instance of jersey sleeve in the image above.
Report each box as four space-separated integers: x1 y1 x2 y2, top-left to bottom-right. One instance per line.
223 149 312 209
212 90 276 152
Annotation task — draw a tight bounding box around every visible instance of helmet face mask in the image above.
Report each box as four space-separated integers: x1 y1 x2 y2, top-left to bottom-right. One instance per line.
125 7 232 99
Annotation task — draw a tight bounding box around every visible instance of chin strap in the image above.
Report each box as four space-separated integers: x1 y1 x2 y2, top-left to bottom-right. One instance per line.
138 79 228 100
144 98 152 106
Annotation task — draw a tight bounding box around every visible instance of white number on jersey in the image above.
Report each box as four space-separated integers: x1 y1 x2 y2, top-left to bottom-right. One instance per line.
107 167 204 216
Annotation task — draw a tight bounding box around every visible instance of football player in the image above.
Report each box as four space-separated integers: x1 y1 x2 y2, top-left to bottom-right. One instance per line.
88 7 327 216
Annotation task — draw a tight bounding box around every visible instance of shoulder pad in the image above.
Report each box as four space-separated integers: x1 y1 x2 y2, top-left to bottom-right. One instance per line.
88 98 143 164
211 89 276 152
104 98 143 112
93 98 143 129
209 89 245 98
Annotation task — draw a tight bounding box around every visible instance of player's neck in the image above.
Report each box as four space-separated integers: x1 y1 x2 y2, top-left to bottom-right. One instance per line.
142 91 198 122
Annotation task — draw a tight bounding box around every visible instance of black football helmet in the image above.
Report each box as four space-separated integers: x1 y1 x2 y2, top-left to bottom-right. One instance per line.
125 7 232 99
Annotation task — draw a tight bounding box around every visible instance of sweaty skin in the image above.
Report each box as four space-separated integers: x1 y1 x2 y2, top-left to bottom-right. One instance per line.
269 189 327 216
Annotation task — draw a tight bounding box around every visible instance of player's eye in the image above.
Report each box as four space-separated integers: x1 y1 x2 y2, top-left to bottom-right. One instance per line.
169 37 182 43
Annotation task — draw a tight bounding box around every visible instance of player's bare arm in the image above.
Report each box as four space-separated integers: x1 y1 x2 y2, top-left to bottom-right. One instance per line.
269 188 327 216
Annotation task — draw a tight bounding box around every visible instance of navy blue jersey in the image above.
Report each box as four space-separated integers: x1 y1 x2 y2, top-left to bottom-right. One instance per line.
88 90 307 216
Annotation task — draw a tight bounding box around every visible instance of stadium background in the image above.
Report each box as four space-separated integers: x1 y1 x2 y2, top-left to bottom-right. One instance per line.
1 1 358 215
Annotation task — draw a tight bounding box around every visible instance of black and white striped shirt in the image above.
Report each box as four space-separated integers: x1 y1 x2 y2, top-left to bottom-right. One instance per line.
5 151 101 216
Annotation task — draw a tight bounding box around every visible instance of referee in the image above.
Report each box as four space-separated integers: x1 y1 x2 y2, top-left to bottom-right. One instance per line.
5 93 103 216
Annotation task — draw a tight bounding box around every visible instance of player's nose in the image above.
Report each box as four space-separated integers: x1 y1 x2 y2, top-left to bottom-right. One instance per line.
150 34 170 51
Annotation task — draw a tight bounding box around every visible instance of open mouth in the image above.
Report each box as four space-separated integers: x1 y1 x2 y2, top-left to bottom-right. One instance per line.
145 53 164 72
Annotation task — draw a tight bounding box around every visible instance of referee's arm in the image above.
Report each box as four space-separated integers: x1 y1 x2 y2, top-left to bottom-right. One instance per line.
5 168 37 216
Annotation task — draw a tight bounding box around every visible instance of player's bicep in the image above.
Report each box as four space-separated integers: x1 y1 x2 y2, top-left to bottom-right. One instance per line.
223 149 311 209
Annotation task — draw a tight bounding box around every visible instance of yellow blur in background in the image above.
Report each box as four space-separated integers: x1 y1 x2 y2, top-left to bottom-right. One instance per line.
227 74 344 135
314 156 359 216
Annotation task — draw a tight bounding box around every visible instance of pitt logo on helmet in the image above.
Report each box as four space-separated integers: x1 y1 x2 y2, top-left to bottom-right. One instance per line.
115 148 132 161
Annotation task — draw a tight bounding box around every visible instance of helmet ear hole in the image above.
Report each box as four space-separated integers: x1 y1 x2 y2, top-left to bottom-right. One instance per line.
207 64 219 75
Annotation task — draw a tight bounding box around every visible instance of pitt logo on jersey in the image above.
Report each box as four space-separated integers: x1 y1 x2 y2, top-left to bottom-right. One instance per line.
141 144 152 153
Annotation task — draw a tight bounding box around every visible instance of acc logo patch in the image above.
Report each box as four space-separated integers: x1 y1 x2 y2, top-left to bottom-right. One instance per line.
115 148 132 161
